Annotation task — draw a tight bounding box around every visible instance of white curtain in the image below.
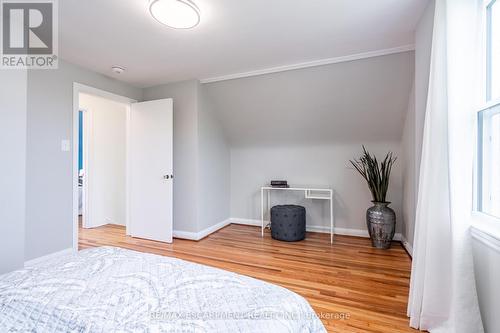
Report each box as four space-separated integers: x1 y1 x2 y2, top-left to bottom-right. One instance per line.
408 0 485 332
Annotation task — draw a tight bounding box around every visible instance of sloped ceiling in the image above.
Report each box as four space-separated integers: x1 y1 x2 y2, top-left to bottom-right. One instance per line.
204 52 414 146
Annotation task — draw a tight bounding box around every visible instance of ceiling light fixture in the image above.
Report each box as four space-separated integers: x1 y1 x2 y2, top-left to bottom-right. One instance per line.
149 0 200 29
111 66 126 74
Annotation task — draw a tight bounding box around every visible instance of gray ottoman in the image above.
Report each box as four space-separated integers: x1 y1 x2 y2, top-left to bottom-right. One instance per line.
271 205 306 241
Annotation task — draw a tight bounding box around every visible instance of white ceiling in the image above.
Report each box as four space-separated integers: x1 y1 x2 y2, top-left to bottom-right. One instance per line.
60 0 428 87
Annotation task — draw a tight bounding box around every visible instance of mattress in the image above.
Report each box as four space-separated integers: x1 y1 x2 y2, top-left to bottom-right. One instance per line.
0 247 326 332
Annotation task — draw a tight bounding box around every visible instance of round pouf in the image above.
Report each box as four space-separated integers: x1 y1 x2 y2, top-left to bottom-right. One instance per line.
271 205 306 241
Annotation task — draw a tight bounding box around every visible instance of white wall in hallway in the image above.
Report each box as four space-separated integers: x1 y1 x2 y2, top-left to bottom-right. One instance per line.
80 93 127 227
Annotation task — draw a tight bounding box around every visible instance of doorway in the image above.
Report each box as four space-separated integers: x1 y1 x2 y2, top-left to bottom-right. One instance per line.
79 93 129 231
72 83 174 251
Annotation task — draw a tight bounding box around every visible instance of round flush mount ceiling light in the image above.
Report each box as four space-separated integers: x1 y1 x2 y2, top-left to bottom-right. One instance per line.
149 0 200 29
111 66 125 74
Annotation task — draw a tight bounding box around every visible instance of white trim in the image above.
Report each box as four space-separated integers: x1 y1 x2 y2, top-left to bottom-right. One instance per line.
229 218 404 241
196 219 231 239
24 248 75 267
471 225 500 253
229 218 263 226
125 106 132 236
74 83 137 105
399 234 414 257
173 219 232 241
173 217 408 245
471 211 500 240
335 227 369 237
200 45 415 84
81 108 90 228
305 224 371 237
172 230 199 240
72 83 137 251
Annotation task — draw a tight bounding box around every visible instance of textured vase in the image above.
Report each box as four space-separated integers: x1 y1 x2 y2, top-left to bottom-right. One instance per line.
366 202 396 249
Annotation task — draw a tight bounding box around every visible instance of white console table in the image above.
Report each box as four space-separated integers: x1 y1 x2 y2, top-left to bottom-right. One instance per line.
260 185 334 243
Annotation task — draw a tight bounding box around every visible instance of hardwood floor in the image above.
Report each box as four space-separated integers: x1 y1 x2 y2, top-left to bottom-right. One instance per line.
79 223 417 333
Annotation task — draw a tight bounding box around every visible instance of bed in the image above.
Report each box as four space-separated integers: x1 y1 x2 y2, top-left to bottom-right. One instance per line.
0 247 326 332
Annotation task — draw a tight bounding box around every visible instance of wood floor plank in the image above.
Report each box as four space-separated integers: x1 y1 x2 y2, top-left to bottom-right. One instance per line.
79 223 419 333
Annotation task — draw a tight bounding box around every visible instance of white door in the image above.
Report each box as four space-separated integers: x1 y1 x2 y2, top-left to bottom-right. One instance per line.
129 99 173 243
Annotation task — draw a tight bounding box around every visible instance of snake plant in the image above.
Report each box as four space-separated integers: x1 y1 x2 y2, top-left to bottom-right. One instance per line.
350 146 397 203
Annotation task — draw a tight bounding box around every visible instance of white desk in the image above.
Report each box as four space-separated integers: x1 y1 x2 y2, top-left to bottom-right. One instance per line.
260 185 334 243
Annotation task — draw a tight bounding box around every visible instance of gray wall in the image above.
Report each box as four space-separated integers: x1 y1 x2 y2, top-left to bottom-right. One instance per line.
197 83 231 230
205 52 414 147
230 143 403 232
204 52 413 234
22 50 415 260
143 80 231 234
401 0 434 249
25 69 229 261
26 60 142 260
21 38 416 262
401 84 416 249
0 70 27 273
143 81 200 233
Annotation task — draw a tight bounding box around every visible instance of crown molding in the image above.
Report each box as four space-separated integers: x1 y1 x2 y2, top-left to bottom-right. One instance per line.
200 44 415 84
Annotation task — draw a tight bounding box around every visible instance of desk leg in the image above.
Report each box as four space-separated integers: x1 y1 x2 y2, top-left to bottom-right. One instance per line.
330 196 334 244
267 190 271 226
261 188 264 237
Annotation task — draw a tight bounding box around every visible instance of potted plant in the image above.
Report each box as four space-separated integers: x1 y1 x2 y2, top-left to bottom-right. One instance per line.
350 146 397 249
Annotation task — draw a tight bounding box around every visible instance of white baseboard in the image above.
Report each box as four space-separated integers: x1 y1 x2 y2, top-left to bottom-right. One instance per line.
197 219 231 239
399 234 413 257
172 230 200 240
228 218 410 249
173 219 231 241
229 218 264 226
173 217 410 251
24 248 75 267
229 217 401 238
317 225 370 237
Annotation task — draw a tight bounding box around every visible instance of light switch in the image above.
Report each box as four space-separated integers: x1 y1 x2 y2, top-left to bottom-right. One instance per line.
61 139 71 152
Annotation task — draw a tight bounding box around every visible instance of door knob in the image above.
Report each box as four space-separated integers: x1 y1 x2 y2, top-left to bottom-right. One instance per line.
163 175 170 180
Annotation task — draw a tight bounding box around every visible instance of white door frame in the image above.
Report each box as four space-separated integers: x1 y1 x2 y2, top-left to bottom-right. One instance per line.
72 83 137 251
79 107 89 228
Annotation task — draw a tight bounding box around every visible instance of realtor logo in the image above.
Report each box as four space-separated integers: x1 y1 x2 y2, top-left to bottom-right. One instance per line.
1 0 58 68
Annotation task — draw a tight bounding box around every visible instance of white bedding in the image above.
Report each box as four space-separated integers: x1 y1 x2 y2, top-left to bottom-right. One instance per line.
0 247 326 332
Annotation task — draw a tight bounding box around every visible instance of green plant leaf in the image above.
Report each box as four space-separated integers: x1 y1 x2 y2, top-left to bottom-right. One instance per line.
349 146 396 202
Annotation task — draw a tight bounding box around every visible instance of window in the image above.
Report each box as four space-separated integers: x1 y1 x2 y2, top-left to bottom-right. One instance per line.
477 0 500 217
477 104 500 215
488 0 500 100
